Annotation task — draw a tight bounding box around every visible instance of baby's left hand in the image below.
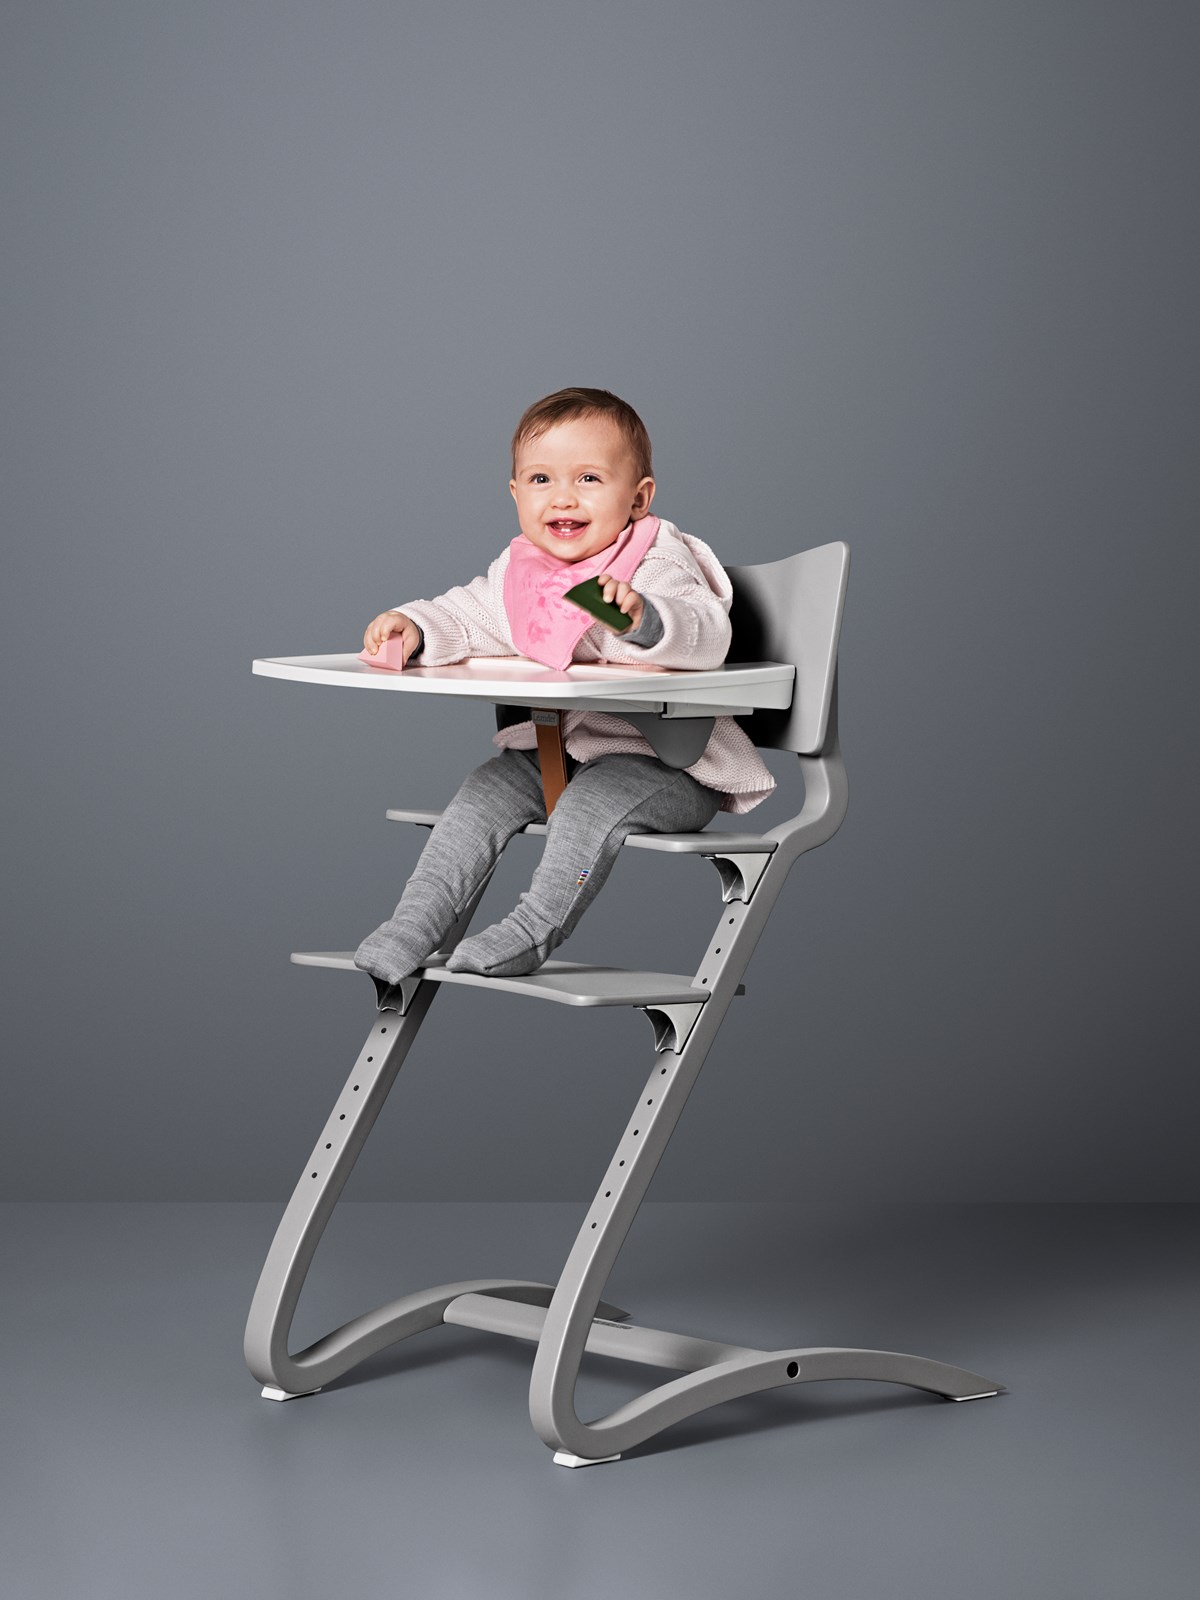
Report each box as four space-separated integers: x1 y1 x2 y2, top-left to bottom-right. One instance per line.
595 573 644 631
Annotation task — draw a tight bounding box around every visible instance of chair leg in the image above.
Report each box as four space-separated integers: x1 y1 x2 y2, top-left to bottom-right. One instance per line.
243 872 568 1396
528 982 741 1459
528 983 1002 1464
243 981 567 1396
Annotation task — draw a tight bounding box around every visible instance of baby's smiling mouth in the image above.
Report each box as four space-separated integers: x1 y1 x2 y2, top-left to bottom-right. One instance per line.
547 519 588 537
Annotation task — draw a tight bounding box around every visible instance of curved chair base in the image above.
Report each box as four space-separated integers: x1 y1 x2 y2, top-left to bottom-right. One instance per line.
529 1333 1004 1465
543 1352 1003 1467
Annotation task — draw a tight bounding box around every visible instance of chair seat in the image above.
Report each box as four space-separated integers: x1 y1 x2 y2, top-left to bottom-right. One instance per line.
290 951 741 1009
384 809 775 856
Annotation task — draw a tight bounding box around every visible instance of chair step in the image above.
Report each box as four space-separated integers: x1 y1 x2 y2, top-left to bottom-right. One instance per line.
290 952 740 1009
385 809 775 856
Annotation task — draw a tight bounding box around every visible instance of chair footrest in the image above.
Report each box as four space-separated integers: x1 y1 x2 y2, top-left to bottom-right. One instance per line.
385 809 775 856
291 952 742 1009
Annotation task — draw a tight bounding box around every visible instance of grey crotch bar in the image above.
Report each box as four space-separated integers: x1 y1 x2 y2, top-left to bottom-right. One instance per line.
244 541 1005 1462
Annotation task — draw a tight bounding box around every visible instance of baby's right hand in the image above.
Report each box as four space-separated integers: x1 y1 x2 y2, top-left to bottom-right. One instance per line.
363 609 421 665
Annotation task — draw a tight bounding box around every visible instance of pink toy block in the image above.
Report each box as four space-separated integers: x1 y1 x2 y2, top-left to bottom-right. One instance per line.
358 638 409 671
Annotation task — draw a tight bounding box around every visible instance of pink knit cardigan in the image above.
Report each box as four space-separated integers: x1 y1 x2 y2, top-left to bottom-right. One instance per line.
394 520 776 813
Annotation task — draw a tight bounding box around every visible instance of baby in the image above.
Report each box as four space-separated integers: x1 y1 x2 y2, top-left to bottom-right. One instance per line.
354 387 775 985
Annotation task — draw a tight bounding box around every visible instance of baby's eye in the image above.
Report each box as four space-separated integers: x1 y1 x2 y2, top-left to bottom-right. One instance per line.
530 473 550 484
580 474 600 483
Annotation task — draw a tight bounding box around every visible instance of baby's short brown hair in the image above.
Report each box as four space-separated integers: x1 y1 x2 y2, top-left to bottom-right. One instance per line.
511 388 653 481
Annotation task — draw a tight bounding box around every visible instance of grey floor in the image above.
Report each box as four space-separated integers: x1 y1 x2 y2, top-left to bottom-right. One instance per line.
4 1200 1197 1600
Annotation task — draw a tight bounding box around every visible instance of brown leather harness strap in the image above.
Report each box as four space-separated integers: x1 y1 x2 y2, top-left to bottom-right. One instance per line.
532 709 570 817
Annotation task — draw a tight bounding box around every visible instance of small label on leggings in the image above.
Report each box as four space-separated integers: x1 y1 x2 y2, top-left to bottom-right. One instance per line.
575 868 590 887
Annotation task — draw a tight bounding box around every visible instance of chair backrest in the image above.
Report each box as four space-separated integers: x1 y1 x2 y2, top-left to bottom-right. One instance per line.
727 541 850 755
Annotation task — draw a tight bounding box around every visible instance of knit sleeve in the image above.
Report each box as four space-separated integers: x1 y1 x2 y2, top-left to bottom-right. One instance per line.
390 552 517 665
595 530 732 671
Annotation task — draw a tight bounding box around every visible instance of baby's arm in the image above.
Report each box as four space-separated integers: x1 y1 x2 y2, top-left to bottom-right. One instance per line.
363 556 518 667
590 541 732 671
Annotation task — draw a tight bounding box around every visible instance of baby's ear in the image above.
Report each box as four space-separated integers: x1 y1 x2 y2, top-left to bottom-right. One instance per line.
633 476 656 516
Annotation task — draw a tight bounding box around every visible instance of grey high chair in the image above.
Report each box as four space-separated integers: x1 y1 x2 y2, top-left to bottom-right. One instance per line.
244 540 1004 1466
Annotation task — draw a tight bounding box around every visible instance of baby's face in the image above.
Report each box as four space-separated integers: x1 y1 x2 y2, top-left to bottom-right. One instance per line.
510 415 655 563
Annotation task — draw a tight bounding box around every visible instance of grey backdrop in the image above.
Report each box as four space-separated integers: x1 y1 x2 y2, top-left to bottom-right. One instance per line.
3 0 1196 1201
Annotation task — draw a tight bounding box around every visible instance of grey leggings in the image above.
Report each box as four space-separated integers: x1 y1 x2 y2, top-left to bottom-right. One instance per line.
394 748 719 969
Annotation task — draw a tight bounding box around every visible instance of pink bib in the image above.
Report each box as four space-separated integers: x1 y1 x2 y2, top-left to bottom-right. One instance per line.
503 515 661 670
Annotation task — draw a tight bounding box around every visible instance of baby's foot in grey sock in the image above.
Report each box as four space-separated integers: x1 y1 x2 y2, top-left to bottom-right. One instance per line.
353 918 437 984
445 914 553 978
354 877 459 984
